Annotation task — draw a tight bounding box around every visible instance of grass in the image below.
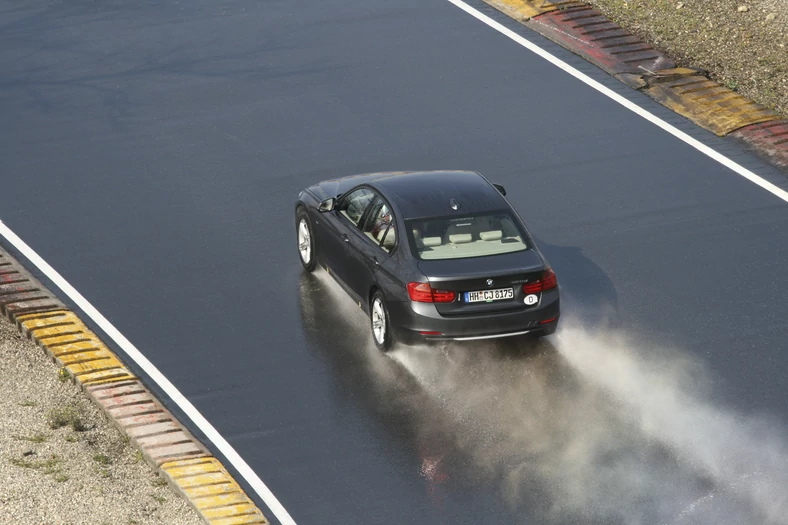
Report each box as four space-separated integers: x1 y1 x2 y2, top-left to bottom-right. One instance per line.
151 476 168 488
10 456 61 471
150 494 165 505
92 453 112 466
11 454 70 482
64 433 79 443
13 433 47 443
47 404 88 432
10 457 36 469
11 454 68 479
58 367 71 382
18 400 37 407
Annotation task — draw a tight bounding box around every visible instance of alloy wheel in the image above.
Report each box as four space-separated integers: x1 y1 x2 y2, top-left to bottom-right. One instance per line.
371 298 386 345
298 218 311 265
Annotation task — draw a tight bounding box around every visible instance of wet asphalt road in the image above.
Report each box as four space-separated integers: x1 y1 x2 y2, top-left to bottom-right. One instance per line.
2 0 788 523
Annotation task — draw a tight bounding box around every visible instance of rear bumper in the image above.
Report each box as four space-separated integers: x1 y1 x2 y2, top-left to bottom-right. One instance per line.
387 289 560 344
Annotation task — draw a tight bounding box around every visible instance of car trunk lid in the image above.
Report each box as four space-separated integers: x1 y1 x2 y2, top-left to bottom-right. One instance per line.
416 250 546 316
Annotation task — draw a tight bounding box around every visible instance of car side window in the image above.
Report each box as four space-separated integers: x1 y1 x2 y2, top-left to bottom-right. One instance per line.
338 188 375 227
361 199 396 253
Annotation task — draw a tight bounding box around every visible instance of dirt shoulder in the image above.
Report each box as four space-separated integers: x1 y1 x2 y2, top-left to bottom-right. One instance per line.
0 316 203 525
586 0 788 119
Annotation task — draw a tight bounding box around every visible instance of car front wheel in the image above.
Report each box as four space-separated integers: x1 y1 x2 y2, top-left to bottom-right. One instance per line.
370 291 394 352
296 209 317 272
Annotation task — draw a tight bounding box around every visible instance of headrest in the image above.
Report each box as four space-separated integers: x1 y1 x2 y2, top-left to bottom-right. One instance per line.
480 230 503 241
423 237 442 247
449 233 472 244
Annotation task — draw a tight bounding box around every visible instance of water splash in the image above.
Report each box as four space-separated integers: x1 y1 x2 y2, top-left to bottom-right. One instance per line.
391 322 788 524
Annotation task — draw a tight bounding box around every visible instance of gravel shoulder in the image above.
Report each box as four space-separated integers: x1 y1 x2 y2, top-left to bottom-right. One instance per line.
0 315 204 525
587 0 788 118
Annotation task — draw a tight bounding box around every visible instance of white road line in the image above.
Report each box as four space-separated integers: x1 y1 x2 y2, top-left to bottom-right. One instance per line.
0 222 297 525
446 0 788 205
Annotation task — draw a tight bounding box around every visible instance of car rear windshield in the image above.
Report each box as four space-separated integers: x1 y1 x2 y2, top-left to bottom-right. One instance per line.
407 211 528 260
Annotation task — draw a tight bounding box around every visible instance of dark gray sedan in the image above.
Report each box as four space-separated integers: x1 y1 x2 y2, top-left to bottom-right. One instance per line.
295 171 560 351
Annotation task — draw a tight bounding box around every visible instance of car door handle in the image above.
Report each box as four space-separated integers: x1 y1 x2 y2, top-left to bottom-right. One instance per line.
342 234 350 243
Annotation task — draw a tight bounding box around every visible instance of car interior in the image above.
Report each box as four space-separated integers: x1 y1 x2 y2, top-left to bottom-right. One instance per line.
337 190 526 259
338 190 397 253
411 214 527 260
362 202 396 253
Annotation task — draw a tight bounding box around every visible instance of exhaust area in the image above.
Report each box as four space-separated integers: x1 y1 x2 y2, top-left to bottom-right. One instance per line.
392 323 788 525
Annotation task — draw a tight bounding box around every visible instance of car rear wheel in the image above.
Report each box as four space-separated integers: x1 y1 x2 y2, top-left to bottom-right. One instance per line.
296 209 317 272
370 291 394 352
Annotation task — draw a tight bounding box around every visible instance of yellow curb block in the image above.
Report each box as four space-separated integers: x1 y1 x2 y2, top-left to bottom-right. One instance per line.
645 71 779 137
18 309 136 386
162 458 268 525
1 245 270 525
483 2 783 142
483 0 584 21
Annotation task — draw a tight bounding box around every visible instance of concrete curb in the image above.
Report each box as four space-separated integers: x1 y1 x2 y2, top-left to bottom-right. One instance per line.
0 247 268 525
731 120 788 170
483 0 788 173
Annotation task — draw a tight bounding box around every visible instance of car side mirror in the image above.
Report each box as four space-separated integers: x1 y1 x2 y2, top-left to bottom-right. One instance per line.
493 183 506 196
318 197 336 212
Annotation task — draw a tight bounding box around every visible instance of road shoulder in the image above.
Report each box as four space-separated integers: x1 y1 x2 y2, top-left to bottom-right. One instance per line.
0 315 205 525
0 245 269 525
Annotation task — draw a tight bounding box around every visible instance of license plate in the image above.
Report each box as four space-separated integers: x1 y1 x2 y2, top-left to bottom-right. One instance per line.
464 288 514 303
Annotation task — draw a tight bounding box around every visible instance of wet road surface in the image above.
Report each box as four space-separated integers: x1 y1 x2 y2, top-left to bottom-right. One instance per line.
1 0 788 523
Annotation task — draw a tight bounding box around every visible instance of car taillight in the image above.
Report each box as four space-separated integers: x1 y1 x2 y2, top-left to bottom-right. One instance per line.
407 282 456 303
407 282 433 302
432 289 456 302
542 268 557 291
522 268 558 294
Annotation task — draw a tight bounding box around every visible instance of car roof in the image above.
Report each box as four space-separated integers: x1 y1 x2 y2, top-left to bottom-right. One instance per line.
360 171 508 219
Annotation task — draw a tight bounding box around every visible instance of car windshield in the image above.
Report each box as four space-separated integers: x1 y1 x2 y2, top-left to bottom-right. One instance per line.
407 211 528 260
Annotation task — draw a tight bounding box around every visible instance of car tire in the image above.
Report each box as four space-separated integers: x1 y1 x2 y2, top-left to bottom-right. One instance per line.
370 291 394 352
296 208 317 272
